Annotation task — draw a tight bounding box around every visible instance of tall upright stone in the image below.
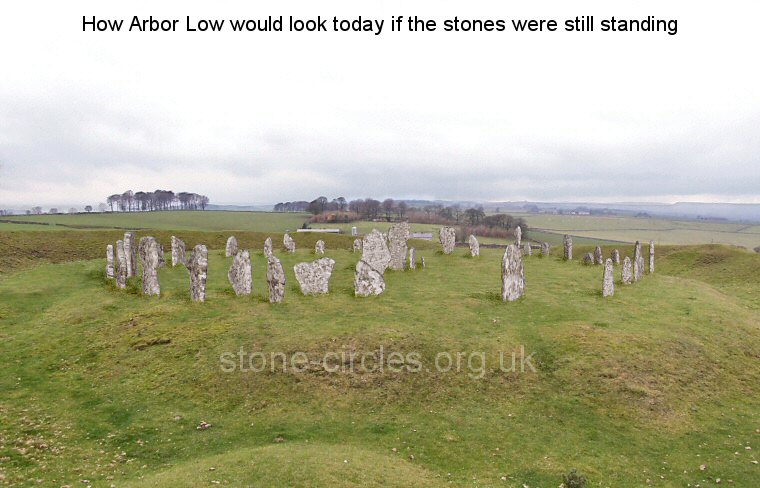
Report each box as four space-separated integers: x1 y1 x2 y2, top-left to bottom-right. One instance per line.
139 236 162 297
633 241 643 283
266 254 286 303
228 250 252 296
294 257 335 295
114 240 127 289
421 256 426 268
362 229 391 274
469 235 480 257
284 233 296 253
315 240 325 254
354 260 385 297
501 244 525 302
622 256 633 285
514 226 522 247
171 236 186 267
594 246 603 265
541 242 550 256
353 239 362 253
409 247 416 270
187 244 208 302
225 236 238 258
524 243 532 256
439 227 456 254
649 240 655 274
106 245 114 279
351 226 358 236
603 258 614 297
612 249 620 265
388 222 411 271
264 237 273 259
563 234 572 260
583 252 594 265
124 232 137 278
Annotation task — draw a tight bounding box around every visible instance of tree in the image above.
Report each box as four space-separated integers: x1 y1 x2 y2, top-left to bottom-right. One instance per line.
98 203 108 212
84 205 93 212
49 208 58 214
107 194 120 212
336 197 347 211
68 207 77 214
32 206 43 214
199 195 209 210
382 198 395 221
464 207 485 226
396 201 408 218
452 204 463 224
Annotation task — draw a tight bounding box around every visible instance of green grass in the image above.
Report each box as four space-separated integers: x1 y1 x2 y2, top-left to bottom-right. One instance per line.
1 229 759 486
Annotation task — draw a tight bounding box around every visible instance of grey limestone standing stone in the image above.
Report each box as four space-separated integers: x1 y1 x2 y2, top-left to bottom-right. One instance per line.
139 236 162 297
594 246 603 265
124 232 137 278
514 226 522 247
114 240 127 289
563 234 573 260
294 257 335 296
622 256 633 285
187 244 208 302
266 254 286 303
612 249 620 265
541 242 550 256
315 240 325 254
583 252 594 265
469 235 480 257
106 245 114 279
439 226 456 254
264 237 273 259
409 247 416 270
284 233 296 253
388 222 411 271
524 243 532 256
633 241 643 283
171 236 186 267
501 244 525 302
228 250 252 296
351 226 358 236
353 239 362 253
603 258 614 297
649 240 655 274
354 260 385 297
362 229 391 274
225 236 238 258
421 256 426 267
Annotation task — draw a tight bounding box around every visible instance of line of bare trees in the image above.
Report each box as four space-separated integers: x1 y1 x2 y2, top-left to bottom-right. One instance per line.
106 190 209 212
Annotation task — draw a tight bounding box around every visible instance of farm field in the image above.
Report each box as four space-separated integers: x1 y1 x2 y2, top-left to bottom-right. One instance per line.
1 217 759 486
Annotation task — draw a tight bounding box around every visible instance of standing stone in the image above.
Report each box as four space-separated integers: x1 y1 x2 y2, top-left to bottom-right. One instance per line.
106 245 114 279
225 236 238 258
351 226 358 236
612 249 620 265
603 258 614 297
354 260 385 297
284 233 296 253
583 252 594 265
633 241 643 283
388 222 411 271
514 226 522 247
123 232 137 278
171 236 186 267
353 239 363 253
421 256 426 267
541 242 550 256
294 257 335 295
622 257 633 285
264 237 273 259
228 250 252 296
362 229 391 274
266 254 286 303
649 240 655 274
139 236 162 297
114 240 127 289
469 235 480 257
501 244 525 302
409 247 416 270
439 226 456 254
563 235 572 260
594 246 603 265
315 240 325 254
524 243 532 256
187 244 208 302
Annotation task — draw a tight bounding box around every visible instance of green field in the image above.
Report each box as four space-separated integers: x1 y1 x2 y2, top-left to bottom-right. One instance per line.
1 211 760 486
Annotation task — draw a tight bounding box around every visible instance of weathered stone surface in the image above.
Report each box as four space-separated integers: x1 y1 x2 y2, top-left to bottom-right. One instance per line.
362 229 391 274
124 232 137 278
583 252 594 265
114 240 127 289
439 226 456 254
541 242 550 256
138 236 162 297
354 259 385 296
603 258 614 297
264 237 273 259
294 257 335 295
622 256 633 284
563 234 572 260
388 222 410 271
514 226 522 247
228 250 252 296
409 247 416 270
421 256 426 267
315 240 325 254
171 236 186 267
469 235 480 257
266 254 286 303
501 244 525 302
594 246 603 265
353 239 362 253
187 244 208 302
225 236 238 258
106 245 114 279
649 240 655 274
284 233 296 253
633 241 643 283
612 249 620 264
524 243 532 256
351 226 358 236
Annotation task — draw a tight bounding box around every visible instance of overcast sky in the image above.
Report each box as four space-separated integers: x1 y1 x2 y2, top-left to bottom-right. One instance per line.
1 0 759 209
